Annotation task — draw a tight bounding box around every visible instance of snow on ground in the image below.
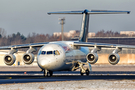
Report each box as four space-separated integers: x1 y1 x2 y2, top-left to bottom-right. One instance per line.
0 80 135 90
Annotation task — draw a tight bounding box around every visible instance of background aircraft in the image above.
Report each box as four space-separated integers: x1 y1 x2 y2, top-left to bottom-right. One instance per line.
0 9 134 76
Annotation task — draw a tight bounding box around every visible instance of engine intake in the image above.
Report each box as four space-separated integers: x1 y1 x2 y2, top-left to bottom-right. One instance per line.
86 53 98 64
4 54 16 65
108 53 120 65
23 53 34 64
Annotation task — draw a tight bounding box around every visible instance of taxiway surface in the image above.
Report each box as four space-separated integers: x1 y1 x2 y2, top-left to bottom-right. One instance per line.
0 65 135 84
0 71 135 84
0 65 135 90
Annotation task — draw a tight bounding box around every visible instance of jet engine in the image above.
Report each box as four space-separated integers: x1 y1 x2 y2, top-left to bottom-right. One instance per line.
86 53 98 64
108 48 121 65
86 46 100 64
22 47 36 65
23 53 35 64
108 53 120 65
4 54 16 65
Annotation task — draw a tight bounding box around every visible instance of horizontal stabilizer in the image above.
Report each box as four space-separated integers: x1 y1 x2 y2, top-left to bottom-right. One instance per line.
90 10 130 14
48 9 130 15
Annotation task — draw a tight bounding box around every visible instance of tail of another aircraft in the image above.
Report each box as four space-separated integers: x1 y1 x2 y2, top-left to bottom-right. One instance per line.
48 9 130 42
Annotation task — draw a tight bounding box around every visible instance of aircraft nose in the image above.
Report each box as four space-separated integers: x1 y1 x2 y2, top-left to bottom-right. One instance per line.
39 59 47 67
37 55 65 71
37 58 50 69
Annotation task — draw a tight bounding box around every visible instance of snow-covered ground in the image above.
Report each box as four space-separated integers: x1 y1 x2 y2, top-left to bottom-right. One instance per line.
0 80 135 90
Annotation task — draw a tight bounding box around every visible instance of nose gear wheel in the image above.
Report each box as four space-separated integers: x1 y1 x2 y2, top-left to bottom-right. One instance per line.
43 69 53 77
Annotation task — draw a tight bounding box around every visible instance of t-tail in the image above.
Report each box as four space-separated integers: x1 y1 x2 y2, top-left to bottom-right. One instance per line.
48 9 130 42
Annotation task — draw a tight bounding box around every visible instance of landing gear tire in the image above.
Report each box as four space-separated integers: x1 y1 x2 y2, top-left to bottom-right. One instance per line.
80 70 84 76
49 71 53 77
43 70 53 77
81 73 84 76
43 69 48 77
86 69 89 76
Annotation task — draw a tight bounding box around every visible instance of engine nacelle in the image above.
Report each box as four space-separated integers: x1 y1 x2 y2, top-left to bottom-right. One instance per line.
86 53 98 64
108 53 120 65
4 54 16 65
23 53 34 64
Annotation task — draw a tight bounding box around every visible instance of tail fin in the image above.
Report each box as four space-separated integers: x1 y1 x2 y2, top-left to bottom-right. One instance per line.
79 13 89 42
48 9 130 42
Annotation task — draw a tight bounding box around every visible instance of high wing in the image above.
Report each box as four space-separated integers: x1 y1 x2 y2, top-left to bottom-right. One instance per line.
0 42 48 50
0 42 49 66
74 42 135 49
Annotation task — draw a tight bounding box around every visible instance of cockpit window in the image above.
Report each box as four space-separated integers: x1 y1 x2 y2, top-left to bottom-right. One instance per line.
41 51 46 55
47 51 53 54
54 50 60 55
40 50 60 55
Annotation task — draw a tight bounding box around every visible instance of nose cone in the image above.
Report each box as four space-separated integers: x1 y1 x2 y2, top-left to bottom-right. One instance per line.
37 55 65 71
38 59 47 67
37 57 51 70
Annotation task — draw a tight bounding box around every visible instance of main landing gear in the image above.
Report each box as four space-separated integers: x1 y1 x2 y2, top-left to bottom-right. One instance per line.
72 61 92 76
43 69 53 77
79 62 92 76
80 68 90 76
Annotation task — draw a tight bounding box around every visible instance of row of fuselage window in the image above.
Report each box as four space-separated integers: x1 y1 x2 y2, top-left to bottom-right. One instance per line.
41 50 60 55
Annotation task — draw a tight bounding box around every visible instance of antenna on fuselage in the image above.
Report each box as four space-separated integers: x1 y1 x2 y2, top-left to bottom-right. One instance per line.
48 9 130 42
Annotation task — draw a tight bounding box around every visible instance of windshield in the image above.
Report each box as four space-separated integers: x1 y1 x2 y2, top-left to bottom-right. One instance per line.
41 50 60 55
47 51 53 54
41 51 46 55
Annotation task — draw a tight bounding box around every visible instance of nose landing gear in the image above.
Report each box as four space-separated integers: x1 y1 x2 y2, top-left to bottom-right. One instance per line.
43 69 53 77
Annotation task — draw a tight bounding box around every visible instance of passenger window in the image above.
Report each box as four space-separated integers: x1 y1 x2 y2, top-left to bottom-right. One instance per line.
41 51 46 55
54 50 60 55
47 51 53 54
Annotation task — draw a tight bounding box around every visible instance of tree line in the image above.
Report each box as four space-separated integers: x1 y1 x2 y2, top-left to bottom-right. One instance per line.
0 32 62 46
94 30 129 37
0 29 133 46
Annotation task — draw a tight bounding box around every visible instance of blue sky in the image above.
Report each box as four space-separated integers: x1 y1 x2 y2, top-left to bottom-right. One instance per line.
0 0 135 36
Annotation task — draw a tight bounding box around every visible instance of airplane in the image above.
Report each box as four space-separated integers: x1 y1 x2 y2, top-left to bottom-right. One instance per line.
0 9 134 77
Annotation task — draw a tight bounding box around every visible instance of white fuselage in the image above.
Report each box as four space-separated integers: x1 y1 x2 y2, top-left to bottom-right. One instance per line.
37 41 89 71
